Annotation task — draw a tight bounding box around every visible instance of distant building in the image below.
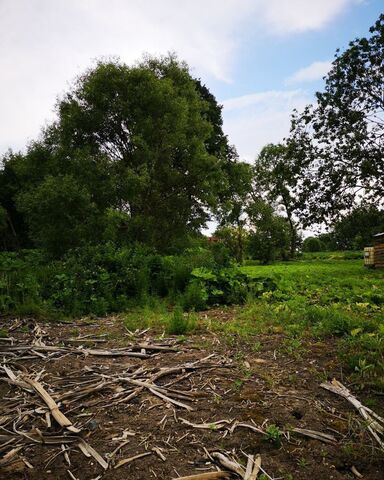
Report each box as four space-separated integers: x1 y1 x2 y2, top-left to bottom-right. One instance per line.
365 233 384 268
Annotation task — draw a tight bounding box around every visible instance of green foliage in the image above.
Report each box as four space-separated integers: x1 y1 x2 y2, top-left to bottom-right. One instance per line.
167 306 192 335
254 143 299 257
247 199 291 263
1 54 246 256
182 266 268 311
302 237 326 253
331 206 384 250
289 14 384 225
17 175 102 257
265 424 283 447
0 244 240 317
239 259 384 388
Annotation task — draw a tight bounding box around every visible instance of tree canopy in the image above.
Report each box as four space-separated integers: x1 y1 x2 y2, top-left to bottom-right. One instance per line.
0 55 247 256
289 14 384 226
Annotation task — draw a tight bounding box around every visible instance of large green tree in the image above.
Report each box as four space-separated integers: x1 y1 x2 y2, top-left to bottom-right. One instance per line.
253 143 299 257
289 14 384 226
1 55 241 254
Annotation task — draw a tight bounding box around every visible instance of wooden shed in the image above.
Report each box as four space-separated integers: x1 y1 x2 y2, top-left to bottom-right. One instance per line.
373 232 384 268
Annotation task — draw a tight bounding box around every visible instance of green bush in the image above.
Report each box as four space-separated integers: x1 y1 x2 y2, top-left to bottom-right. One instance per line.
302 237 326 252
167 306 190 335
181 266 275 311
0 244 239 317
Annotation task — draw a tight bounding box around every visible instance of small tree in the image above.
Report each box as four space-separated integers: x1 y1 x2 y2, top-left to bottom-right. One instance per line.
247 199 291 263
302 237 326 253
17 175 102 257
253 143 299 257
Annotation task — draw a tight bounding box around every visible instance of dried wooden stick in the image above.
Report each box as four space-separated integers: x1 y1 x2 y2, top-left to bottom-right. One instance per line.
77 439 108 470
172 472 231 480
22 376 80 433
292 428 336 444
321 379 384 449
244 454 254 480
248 454 261 480
114 451 152 469
180 418 231 430
148 387 193 411
211 452 245 477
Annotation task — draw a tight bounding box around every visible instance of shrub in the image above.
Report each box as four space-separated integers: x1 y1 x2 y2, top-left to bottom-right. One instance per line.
167 306 190 335
302 237 326 252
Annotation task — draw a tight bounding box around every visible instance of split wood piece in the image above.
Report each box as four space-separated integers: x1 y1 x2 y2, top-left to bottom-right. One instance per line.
148 387 193 411
57 381 115 402
211 452 245 478
135 343 178 352
77 438 108 470
114 451 152 469
82 348 149 358
1 365 34 392
172 472 232 480
230 422 265 435
247 454 261 480
107 440 130 459
63 339 107 344
1 344 149 358
321 379 384 449
117 377 194 410
0 446 23 466
180 418 231 430
292 428 337 444
351 465 363 478
152 446 166 461
244 455 254 480
22 376 80 433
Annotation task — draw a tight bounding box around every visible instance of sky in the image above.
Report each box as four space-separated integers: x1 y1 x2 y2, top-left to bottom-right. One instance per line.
0 0 383 162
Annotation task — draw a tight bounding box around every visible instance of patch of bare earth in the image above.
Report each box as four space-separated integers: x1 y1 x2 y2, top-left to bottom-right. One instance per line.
0 312 383 480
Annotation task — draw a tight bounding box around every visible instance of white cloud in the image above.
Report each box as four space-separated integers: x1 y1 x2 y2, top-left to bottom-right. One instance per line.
0 0 358 155
257 0 359 34
222 89 311 162
286 60 333 84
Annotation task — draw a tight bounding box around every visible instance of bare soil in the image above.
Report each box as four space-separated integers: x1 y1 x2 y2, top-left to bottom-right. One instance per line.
1 311 383 480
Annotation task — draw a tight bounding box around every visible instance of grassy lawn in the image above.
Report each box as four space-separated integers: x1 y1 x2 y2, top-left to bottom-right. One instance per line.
121 254 384 390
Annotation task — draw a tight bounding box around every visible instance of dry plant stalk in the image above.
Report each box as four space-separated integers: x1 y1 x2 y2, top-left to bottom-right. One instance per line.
172 473 231 480
321 379 384 449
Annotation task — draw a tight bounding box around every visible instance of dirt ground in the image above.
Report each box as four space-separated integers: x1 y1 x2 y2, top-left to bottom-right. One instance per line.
1 311 383 480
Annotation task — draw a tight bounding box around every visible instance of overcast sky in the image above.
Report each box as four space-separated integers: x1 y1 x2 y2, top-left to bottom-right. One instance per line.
0 0 382 161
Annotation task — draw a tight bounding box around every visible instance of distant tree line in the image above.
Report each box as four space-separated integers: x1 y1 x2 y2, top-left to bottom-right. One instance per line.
1 13 384 264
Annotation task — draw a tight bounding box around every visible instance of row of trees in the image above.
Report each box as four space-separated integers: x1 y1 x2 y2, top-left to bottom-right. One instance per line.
1 15 383 262
216 14 384 261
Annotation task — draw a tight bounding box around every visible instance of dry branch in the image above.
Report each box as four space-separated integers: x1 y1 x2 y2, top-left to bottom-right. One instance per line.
172 473 231 480
321 379 384 449
114 451 152 469
22 377 80 433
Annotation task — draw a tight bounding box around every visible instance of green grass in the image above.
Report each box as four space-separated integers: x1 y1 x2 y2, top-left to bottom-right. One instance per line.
206 258 384 390
124 299 198 335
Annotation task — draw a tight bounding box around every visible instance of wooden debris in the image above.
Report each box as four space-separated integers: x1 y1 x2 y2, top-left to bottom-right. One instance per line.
180 418 231 430
292 428 337 444
351 465 363 478
77 439 108 470
22 376 80 433
321 379 384 449
244 454 254 480
211 452 245 477
248 454 261 480
172 472 231 480
114 451 152 469
0 331 230 477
